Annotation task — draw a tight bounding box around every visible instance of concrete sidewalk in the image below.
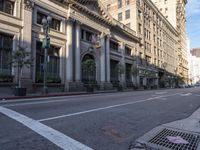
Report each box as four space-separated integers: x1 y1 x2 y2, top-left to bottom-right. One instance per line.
0 87 175 101
0 89 138 101
130 107 200 150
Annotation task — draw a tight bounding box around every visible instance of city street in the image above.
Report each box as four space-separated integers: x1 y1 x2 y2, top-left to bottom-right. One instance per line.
1 88 200 150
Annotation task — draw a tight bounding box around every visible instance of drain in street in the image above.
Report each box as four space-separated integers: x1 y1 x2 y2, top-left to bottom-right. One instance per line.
148 128 200 150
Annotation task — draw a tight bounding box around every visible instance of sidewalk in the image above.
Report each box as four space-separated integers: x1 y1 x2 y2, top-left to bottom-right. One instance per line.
0 87 174 101
0 89 131 101
130 108 200 150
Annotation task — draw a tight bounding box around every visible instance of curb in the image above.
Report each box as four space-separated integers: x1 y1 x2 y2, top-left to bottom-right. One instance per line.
0 88 179 101
130 107 200 150
0 90 123 101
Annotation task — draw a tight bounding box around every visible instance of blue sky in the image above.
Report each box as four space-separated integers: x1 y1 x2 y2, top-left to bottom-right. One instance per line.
187 0 200 49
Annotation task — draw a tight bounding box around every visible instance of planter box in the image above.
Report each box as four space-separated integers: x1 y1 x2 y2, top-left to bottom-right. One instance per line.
14 88 26 96
32 83 65 93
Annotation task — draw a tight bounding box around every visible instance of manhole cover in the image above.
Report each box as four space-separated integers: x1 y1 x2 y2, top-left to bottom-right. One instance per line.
148 128 200 150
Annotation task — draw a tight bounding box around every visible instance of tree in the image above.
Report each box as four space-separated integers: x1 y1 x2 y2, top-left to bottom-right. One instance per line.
10 46 33 88
131 65 139 89
131 65 138 77
115 63 125 90
82 59 96 87
116 63 125 79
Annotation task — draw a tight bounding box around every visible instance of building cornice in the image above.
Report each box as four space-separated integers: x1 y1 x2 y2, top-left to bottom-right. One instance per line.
52 0 139 42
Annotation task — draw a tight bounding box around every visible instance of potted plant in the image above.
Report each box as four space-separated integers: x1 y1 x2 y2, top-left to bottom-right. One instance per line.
115 63 125 91
82 59 96 92
10 46 33 96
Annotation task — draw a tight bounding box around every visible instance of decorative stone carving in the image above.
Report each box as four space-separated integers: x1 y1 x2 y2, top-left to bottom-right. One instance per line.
24 0 34 11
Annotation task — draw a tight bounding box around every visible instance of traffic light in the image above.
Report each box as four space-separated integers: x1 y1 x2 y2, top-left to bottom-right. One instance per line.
46 37 50 48
42 37 51 49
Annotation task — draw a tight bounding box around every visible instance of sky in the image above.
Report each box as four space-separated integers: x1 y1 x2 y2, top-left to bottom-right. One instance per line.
187 0 200 49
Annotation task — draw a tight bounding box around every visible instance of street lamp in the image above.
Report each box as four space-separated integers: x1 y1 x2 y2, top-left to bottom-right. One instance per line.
174 68 178 87
42 15 52 94
162 62 167 87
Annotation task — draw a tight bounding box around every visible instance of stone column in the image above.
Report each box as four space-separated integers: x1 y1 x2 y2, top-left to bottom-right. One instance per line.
120 42 126 87
66 20 74 90
100 34 106 83
106 35 111 82
20 0 34 91
75 22 81 82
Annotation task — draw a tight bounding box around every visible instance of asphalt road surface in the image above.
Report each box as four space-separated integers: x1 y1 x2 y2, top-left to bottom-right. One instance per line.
1 88 200 150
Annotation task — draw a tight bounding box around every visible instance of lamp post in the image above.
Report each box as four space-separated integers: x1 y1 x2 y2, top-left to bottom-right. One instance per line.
42 15 52 94
162 62 167 87
174 68 178 88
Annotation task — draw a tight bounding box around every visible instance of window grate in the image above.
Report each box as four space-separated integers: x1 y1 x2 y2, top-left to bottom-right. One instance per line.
148 128 200 150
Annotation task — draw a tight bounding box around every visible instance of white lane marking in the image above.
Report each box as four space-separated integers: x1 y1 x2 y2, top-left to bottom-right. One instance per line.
155 92 167 95
179 93 192 97
38 93 181 122
0 106 93 150
1 91 174 107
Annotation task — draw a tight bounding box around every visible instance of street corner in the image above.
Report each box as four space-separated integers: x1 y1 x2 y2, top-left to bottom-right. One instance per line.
129 110 200 150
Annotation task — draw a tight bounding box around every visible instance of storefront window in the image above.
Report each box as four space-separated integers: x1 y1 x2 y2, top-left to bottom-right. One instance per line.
110 41 119 52
0 0 14 15
36 41 60 82
0 33 13 75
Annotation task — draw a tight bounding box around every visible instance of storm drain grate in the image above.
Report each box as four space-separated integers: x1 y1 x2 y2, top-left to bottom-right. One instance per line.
148 128 200 150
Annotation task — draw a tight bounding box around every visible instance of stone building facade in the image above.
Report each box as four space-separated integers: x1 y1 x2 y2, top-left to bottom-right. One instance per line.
151 0 189 84
0 0 141 93
101 0 179 88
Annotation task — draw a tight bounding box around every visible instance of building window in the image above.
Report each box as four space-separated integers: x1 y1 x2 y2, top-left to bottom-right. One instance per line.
85 31 93 42
125 0 130 5
138 23 142 34
146 55 151 65
138 10 141 19
165 8 168 14
0 33 13 75
154 58 157 66
110 60 119 83
81 29 84 39
37 12 47 25
126 63 132 82
125 9 130 19
118 12 122 21
81 29 97 44
118 0 122 8
125 46 132 56
0 0 14 15
110 41 119 52
50 18 61 31
107 4 111 10
139 52 143 64
37 12 61 31
36 41 60 81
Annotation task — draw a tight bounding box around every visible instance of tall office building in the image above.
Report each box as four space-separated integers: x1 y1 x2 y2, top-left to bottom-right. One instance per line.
102 0 179 87
151 0 188 84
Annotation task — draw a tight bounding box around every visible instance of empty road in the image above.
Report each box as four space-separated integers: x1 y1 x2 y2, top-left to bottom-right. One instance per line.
1 88 200 150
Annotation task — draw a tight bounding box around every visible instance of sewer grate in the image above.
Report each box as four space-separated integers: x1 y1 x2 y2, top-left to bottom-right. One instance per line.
148 128 200 150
